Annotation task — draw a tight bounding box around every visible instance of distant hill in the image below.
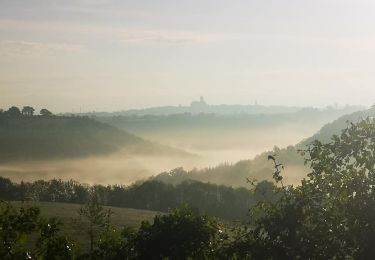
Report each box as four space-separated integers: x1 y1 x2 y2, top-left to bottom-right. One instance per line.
152 107 373 187
76 97 303 116
152 146 303 187
297 106 375 147
97 106 363 134
76 98 362 117
0 116 191 162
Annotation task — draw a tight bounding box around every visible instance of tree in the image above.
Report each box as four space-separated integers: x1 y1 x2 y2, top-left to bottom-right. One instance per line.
6 106 21 117
230 118 375 259
77 192 113 255
0 201 77 259
40 108 53 117
0 177 18 200
35 218 76 259
134 206 221 259
91 226 136 260
22 106 35 116
0 201 40 258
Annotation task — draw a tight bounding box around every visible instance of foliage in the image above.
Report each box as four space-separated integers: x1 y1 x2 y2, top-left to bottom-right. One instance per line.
6 106 22 117
40 108 53 116
0 201 76 259
22 106 35 116
0 201 40 259
134 206 221 259
91 227 136 260
35 218 76 259
227 118 375 259
77 193 113 254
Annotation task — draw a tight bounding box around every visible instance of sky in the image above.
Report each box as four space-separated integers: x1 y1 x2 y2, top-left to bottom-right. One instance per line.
1 0 375 112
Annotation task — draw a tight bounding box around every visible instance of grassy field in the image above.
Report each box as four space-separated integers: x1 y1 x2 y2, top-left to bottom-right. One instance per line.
11 201 159 245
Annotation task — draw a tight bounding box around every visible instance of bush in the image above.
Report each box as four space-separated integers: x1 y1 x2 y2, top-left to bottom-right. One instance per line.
134 206 221 259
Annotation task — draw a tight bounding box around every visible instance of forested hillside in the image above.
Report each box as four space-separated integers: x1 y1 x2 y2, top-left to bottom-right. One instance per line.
0 111 190 162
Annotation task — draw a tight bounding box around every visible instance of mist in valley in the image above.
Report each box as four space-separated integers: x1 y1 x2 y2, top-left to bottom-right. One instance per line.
0 122 325 186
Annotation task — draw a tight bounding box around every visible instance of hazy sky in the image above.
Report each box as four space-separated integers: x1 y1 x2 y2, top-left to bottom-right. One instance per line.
1 0 375 112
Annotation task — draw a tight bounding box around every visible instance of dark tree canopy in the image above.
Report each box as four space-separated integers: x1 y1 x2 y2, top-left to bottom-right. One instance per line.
6 106 21 117
0 106 53 118
134 207 220 260
22 106 35 116
0 201 74 259
40 108 53 116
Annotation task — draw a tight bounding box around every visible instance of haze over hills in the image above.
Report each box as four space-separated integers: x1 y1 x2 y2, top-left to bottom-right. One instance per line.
0 115 191 162
98 103 364 168
3 0 375 257
0 110 197 184
298 106 375 146
150 106 375 187
77 97 363 117
0 103 367 186
98 105 362 135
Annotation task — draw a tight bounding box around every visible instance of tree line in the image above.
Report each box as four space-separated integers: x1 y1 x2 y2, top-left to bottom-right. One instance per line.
0 177 276 221
0 106 53 117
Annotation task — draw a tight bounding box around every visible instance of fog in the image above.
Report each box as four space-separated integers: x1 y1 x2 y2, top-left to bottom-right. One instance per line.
0 123 317 185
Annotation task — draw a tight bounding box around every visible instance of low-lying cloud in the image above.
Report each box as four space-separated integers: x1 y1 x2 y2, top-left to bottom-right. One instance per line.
0 40 85 57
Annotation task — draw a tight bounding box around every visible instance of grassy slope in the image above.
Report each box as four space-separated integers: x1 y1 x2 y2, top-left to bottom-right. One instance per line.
12 201 159 244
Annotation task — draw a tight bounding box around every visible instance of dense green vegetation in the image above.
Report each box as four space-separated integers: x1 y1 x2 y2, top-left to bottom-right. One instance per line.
228 117 375 259
0 106 190 162
0 200 224 259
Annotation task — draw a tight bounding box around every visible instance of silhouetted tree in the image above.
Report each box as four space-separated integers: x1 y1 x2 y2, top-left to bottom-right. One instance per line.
22 106 35 116
78 193 113 255
40 108 53 116
6 106 21 117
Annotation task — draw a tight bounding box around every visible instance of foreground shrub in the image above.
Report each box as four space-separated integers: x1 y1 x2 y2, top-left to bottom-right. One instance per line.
228 118 375 259
134 206 221 259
